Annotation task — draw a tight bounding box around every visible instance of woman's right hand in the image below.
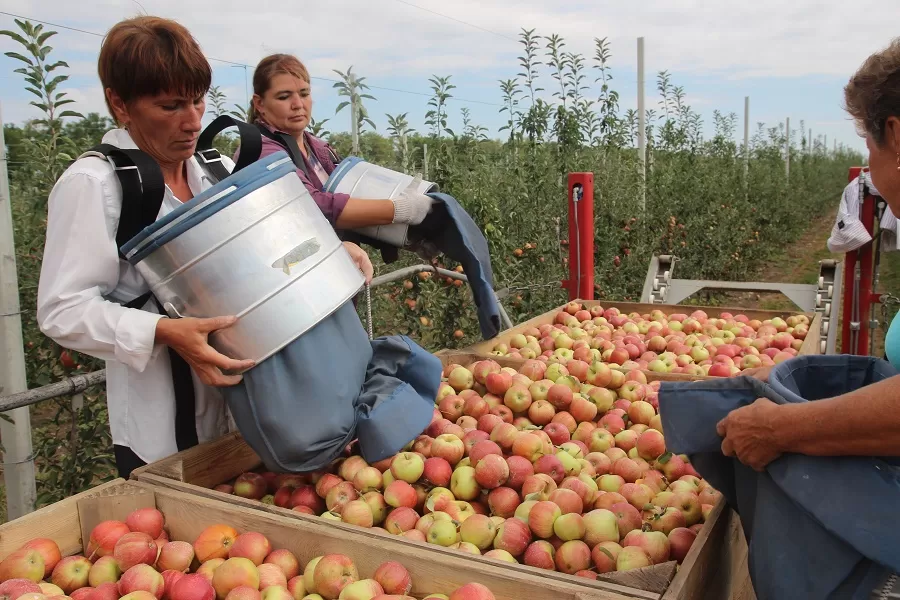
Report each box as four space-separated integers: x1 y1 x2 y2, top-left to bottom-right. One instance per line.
392 175 433 225
155 316 256 386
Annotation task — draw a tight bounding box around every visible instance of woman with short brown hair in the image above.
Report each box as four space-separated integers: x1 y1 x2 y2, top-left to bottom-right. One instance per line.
237 53 433 229
36 17 373 478
716 37 900 470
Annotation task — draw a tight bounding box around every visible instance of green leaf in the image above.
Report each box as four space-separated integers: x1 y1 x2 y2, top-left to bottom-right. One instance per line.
36 30 57 46
335 101 350 114
45 60 68 72
0 30 29 46
4 51 34 65
58 111 84 120
657 452 673 465
46 74 68 90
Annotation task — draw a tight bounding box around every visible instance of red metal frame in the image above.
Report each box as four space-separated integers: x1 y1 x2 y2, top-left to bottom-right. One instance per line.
564 173 595 301
841 167 881 355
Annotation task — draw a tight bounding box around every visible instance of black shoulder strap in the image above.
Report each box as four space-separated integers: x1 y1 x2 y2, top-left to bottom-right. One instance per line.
84 143 167 258
83 143 199 452
196 115 263 181
325 144 342 166
255 125 311 178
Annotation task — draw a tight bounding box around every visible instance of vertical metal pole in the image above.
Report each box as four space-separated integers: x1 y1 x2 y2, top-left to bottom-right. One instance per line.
0 102 37 520
637 37 646 213
824 135 828 156
743 96 750 193
785 117 790 181
423 144 429 180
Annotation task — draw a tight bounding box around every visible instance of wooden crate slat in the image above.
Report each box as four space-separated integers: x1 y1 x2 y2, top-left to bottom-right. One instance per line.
0 479 134 560
1 481 654 600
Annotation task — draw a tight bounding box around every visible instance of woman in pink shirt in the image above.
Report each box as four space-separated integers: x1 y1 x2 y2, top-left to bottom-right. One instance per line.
237 54 432 229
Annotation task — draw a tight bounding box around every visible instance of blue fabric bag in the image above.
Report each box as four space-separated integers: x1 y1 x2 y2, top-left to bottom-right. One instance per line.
222 302 441 473
410 192 502 341
657 355 900 600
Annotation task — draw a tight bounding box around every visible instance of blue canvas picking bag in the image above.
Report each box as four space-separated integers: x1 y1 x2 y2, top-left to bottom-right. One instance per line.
658 355 900 600
221 301 441 473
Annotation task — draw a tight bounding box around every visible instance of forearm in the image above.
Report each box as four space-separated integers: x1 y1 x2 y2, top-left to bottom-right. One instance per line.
335 198 395 228
773 374 900 457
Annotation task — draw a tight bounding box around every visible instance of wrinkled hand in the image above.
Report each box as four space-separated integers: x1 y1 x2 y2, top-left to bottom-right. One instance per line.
716 397 784 471
155 316 255 386
343 241 374 284
741 365 774 382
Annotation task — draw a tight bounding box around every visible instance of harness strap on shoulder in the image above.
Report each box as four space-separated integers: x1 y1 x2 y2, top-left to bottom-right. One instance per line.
326 145 342 166
255 125 312 178
83 143 200 453
84 144 167 258
196 115 263 177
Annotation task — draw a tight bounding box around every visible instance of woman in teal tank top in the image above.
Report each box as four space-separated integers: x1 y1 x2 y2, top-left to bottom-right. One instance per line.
887 312 900 371
714 40 900 473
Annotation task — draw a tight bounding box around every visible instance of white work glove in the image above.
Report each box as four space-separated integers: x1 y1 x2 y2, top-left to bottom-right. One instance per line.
392 175 433 225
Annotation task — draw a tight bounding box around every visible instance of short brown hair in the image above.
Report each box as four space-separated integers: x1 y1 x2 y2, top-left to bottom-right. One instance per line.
248 54 311 122
845 37 900 146
98 16 212 120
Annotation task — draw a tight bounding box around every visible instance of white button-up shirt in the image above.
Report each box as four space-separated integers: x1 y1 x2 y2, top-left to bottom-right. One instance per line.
828 171 899 254
36 128 235 464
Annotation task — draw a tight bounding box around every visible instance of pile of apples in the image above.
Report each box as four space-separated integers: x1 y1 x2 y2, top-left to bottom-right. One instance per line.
485 302 811 377
216 358 721 579
0 507 496 600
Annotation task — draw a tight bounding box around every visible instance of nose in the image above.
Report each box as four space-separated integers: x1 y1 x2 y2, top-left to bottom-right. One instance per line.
184 104 203 133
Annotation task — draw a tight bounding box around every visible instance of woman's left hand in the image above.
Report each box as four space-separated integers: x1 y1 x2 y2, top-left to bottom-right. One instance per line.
716 397 784 471
343 241 374 284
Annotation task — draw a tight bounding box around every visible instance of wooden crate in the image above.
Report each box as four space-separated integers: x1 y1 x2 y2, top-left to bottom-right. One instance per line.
133 431 751 600
463 299 822 359
0 479 653 600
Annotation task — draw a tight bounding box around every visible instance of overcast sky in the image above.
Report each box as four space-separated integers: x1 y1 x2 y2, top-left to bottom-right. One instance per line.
2 0 898 155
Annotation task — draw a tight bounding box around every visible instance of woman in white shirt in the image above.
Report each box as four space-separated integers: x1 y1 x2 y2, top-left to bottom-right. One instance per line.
35 15 373 478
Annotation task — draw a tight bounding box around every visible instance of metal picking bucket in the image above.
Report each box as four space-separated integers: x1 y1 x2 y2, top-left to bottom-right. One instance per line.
120 151 365 367
323 157 439 247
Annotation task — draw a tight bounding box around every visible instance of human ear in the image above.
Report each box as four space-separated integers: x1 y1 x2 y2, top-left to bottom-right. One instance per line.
252 94 265 119
105 88 129 127
885 116 900 155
